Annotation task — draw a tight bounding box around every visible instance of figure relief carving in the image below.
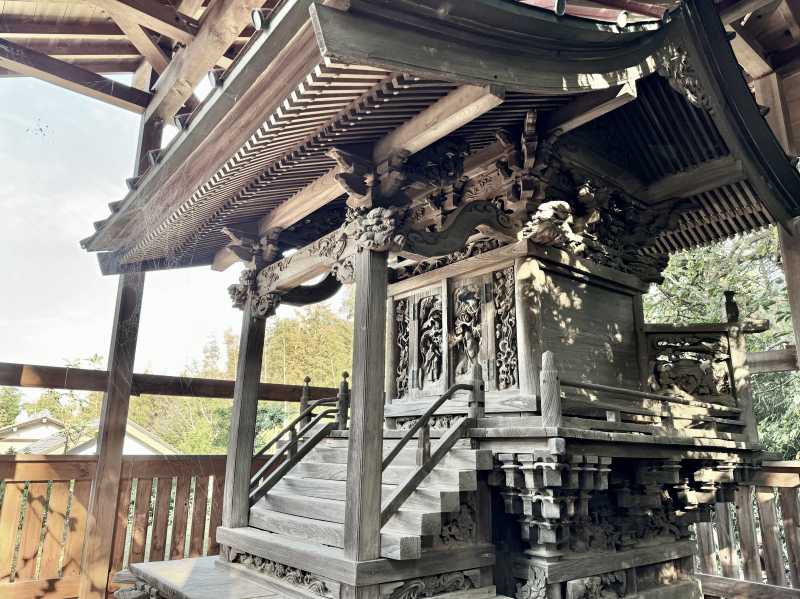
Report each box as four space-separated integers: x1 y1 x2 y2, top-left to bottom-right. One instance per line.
350 205 407 252
232 551 332 598
494 267 518 390
395 298 411 398
253 292 281 319
516 565 547 599
438 494 477 546
394 239 504 281
649 334 732 401
519 201 584 250
387 571 477 599
657 43 712 113
417 295 443 388
451 285 481 377
566 571 627 599
228 267 256 310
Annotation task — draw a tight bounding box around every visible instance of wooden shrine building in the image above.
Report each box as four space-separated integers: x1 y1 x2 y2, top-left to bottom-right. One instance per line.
8 0 800 598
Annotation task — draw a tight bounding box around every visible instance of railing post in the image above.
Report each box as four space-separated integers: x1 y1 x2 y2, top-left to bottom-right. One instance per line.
540 351 562 428
416 422 430 466
299 376 311 427
336 371 350 430
469 362 485 420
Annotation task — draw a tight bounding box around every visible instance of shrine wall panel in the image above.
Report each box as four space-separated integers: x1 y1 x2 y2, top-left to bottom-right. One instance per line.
538 270 641 389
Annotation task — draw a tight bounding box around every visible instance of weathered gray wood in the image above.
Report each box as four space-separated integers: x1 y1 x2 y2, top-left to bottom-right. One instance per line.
373 85 504 164
249 509 420 560
756 487 787 586
729 325 760 443
645 156 746 204
696 573 800 599
222 296 266 529
694 520 717 574
714 501 739 579
747 346 798 374
734 485 762 582
779 487 800 587
344 249 388 563
380 418 470 527
539 351 562 428
780 226 800 370
513 258 541 401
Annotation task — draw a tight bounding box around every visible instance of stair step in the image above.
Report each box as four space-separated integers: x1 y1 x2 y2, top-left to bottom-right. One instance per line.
257 492 441 535
291 461 478 490
275 476 461 512
307 447 493 469
249 507 421 560
316 437 473 449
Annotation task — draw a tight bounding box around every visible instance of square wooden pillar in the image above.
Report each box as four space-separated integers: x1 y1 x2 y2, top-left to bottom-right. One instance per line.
79 272 144 598
344 249 388 565
222 294 267 529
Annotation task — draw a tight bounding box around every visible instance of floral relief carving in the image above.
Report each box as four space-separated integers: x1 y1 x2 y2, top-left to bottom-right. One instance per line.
395 298 411 398
493 267 518 390
649 334 732 401
387 571 477 599
438 495 477 546
233 552 332 598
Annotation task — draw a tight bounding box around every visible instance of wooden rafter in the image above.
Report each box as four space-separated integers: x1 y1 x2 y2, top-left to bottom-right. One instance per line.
0 37 150 112
90 0 198 45
144 0 277 124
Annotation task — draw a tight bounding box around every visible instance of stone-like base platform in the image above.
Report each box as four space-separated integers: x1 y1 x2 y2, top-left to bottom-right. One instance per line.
127 557 278 599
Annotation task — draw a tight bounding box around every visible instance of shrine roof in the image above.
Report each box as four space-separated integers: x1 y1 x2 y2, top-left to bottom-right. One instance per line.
74 0 800 276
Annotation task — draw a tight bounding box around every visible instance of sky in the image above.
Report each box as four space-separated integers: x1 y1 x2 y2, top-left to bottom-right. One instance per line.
0 76 287 378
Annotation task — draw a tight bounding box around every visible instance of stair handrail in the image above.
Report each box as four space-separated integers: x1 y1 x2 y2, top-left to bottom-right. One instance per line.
250 406 339 489
252 395 338 460
381 382 472 471
248 372 350 507
379 364 485 527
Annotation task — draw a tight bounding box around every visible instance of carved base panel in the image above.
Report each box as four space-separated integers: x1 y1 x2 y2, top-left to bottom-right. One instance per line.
492 442 757 598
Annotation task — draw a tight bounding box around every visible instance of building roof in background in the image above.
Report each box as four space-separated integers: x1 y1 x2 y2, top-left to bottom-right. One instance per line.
19 419 178 455
0 416 64 438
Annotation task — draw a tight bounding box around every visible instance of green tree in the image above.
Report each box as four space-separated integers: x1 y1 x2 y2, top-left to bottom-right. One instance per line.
0 387 22 427
644 228 800 457
27 356 104 453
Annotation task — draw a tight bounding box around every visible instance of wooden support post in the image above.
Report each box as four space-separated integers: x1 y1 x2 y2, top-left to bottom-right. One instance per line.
79 273 144 599
336 372 350 430
79 110 160 599
734 485 762 582
540 351 562 428
694 520 717 574
780 223 800 370
344 248 388 572
514 258 543 407
299 376 311 427
756 486 787 587
222 294 266 529
729 324 759 443
469 362 485 420
779 487 800 588
714 501 740 579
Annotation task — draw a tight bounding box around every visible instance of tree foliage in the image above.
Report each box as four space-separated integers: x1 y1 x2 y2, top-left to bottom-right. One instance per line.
644 228 800 458
0 387 22 428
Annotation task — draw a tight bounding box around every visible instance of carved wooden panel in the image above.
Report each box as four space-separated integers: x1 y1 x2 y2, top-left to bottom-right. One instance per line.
448 276 487 388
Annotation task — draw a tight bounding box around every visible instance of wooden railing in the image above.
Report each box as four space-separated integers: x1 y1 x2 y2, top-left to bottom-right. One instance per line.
695 461 800 598
248 373 350 507
379 364 484 527
0 453 267 599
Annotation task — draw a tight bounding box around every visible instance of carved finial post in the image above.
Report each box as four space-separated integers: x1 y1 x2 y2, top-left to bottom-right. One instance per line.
723 290 740 323
540 351 562 428
336 372 350 430
469 362 486 420
299 376 311 427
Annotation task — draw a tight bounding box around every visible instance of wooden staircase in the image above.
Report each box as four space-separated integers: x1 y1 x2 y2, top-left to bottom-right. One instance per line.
246 433 492 560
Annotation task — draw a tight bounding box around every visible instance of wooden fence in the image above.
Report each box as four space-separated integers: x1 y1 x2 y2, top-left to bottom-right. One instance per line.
695 461 800 598
0 454 230 599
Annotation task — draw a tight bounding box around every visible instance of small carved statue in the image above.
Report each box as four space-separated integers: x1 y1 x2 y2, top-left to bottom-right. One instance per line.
451 286 481 376
519 200 584 251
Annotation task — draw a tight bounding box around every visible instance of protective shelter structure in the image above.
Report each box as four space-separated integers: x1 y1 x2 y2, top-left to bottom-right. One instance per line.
7 0 800 598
